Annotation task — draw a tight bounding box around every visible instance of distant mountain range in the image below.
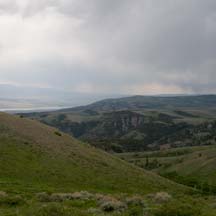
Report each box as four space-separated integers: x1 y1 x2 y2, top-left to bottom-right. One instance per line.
65 94 216 112
0 84 123 111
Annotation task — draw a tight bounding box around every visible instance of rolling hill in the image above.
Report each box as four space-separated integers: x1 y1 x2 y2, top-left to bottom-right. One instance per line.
0 112 183 195
61 94 216 112
117 145 216 194
1 113 216 215
2 112 209 215
23 95 216 152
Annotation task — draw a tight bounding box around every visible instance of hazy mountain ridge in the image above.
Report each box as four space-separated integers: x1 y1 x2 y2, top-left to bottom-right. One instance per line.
63 95 216 112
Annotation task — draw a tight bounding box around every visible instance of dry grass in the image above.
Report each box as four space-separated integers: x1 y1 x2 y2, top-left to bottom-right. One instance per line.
70 191 94 200
0 191 7 197
36 192 52 202
36 191 129 213
125 195 145 207
96 195 127 212
36 191 94 202
154 192 172 203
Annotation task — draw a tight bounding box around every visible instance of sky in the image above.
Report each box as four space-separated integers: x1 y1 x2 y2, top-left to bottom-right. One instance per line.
0 0 216 96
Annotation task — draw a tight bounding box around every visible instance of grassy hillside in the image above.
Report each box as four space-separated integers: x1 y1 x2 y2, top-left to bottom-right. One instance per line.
117 145 216 194
0 112 182 195
1 113 216 215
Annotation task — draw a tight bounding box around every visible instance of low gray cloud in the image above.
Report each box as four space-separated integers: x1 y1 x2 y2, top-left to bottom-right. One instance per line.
0 0 19 14
0 0 215 95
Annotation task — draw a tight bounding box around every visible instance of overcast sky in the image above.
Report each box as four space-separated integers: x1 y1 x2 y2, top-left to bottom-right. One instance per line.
0 0 216 95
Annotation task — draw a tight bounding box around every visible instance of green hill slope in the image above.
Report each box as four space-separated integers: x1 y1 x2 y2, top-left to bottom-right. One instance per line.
118 145 216 194
0 112 184 195
1 113 216 216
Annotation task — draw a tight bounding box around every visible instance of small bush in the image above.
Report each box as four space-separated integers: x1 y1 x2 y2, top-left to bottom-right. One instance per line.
154 192 172 203
96 194 117 204
49 193 67 202
36 192 52 202
0 195 24 206
0 191 7 197
70 191 93 200
100 200 127 212
125 195 145 207
36 192 71 202
94 193 104 201
94 194 127 212
54 131 62 136
97 196 127 212
36 191 94 203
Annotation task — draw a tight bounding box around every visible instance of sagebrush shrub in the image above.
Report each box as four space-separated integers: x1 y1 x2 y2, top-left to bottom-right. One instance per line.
36 191 94 203
125 195 145 207
36 192 52 202
154 192 172 203
70 191 93 200
0 195 24 206
0 191 7 197
100 200 127 212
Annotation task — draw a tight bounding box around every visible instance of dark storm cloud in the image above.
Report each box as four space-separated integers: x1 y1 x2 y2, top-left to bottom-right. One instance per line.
0 0 18 14
0 0 216 94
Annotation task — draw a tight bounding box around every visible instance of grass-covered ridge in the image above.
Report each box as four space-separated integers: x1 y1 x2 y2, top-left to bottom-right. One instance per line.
117 145 216 194
0 112 185 195
1 112 216 215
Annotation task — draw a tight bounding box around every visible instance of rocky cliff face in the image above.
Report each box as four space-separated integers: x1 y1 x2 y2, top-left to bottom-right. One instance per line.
23 109 193 152
101 111 146 134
